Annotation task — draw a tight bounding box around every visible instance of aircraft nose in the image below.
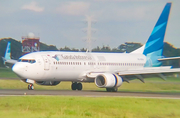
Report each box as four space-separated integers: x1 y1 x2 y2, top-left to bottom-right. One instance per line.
12 63 24 76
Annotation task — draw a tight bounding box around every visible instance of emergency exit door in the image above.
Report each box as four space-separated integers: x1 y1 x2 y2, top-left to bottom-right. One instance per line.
42 55 50 70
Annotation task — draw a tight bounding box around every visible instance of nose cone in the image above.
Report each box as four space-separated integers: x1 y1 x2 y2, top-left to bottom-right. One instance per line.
12 63 24 76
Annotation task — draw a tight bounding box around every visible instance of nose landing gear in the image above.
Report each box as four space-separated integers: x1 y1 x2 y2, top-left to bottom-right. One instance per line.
28 84 34 90
71 82 82 90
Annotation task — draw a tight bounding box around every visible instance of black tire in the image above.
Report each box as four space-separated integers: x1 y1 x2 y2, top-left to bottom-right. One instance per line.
71 82 77 90
28 84 34 90
28 85 30 90
77 83 82 90
106 88 118 92
30 85 34 90
106 88 112 92
112 87 118 92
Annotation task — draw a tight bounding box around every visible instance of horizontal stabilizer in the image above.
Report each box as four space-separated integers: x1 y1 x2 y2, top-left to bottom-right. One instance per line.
158 57 180 61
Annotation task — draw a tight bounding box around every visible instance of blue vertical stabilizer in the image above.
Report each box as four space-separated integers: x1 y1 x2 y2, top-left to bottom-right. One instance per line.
143 3 172 67
4 42 11 60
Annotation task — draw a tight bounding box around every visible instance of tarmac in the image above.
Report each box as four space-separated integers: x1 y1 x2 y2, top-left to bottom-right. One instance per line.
0 89 180 99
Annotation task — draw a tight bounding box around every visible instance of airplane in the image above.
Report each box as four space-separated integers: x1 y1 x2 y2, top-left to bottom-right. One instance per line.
12 2 180 92
2 42 17 66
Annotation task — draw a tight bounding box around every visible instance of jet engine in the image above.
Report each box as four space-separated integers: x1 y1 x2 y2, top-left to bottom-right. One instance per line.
36 81 60 86
95 73 123 88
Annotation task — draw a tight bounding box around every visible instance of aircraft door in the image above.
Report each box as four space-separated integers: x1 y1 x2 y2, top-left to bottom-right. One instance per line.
42 55 50 70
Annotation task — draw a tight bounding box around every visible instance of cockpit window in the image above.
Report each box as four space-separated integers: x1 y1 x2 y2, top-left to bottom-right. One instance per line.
29 60 36 63
18 59 36 64
22 60 29 62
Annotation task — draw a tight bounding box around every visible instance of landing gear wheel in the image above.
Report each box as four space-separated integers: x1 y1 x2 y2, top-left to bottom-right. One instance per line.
71 82 77 90
28 84 34 90
77 83 82 90
106 88 111 92
112 87 118 92
71 82 83 91
106 87 118 92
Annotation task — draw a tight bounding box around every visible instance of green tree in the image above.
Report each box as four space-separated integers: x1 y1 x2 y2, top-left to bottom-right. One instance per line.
40 43 58 51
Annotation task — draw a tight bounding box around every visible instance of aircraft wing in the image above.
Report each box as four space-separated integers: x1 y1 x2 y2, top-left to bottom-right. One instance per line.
86 66 180 83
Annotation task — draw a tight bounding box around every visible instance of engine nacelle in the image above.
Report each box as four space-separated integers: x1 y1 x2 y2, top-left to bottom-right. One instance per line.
36 81 60 86
95 73 123 88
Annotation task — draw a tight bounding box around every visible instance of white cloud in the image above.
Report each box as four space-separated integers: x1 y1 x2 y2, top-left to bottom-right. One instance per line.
56 2 90 16
22 1 44 12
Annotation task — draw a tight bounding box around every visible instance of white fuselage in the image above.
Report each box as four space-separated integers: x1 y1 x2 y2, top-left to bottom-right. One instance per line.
12 51 146 82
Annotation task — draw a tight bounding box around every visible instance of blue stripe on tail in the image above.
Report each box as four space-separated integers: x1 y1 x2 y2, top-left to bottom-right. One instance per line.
143 3 172 67
5 42 11 60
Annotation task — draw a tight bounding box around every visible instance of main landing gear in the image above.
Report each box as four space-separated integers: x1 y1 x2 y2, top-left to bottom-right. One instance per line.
106 87 118 92
28 84 34 90
71 82 82 91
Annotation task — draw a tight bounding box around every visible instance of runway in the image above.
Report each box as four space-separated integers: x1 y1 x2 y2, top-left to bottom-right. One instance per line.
0 89 180 99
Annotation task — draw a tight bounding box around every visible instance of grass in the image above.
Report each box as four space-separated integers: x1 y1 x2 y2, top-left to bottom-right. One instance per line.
0 96 180 118
0 67 18 78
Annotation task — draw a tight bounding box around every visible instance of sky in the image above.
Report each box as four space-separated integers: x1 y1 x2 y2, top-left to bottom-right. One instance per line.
0 0 180 49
